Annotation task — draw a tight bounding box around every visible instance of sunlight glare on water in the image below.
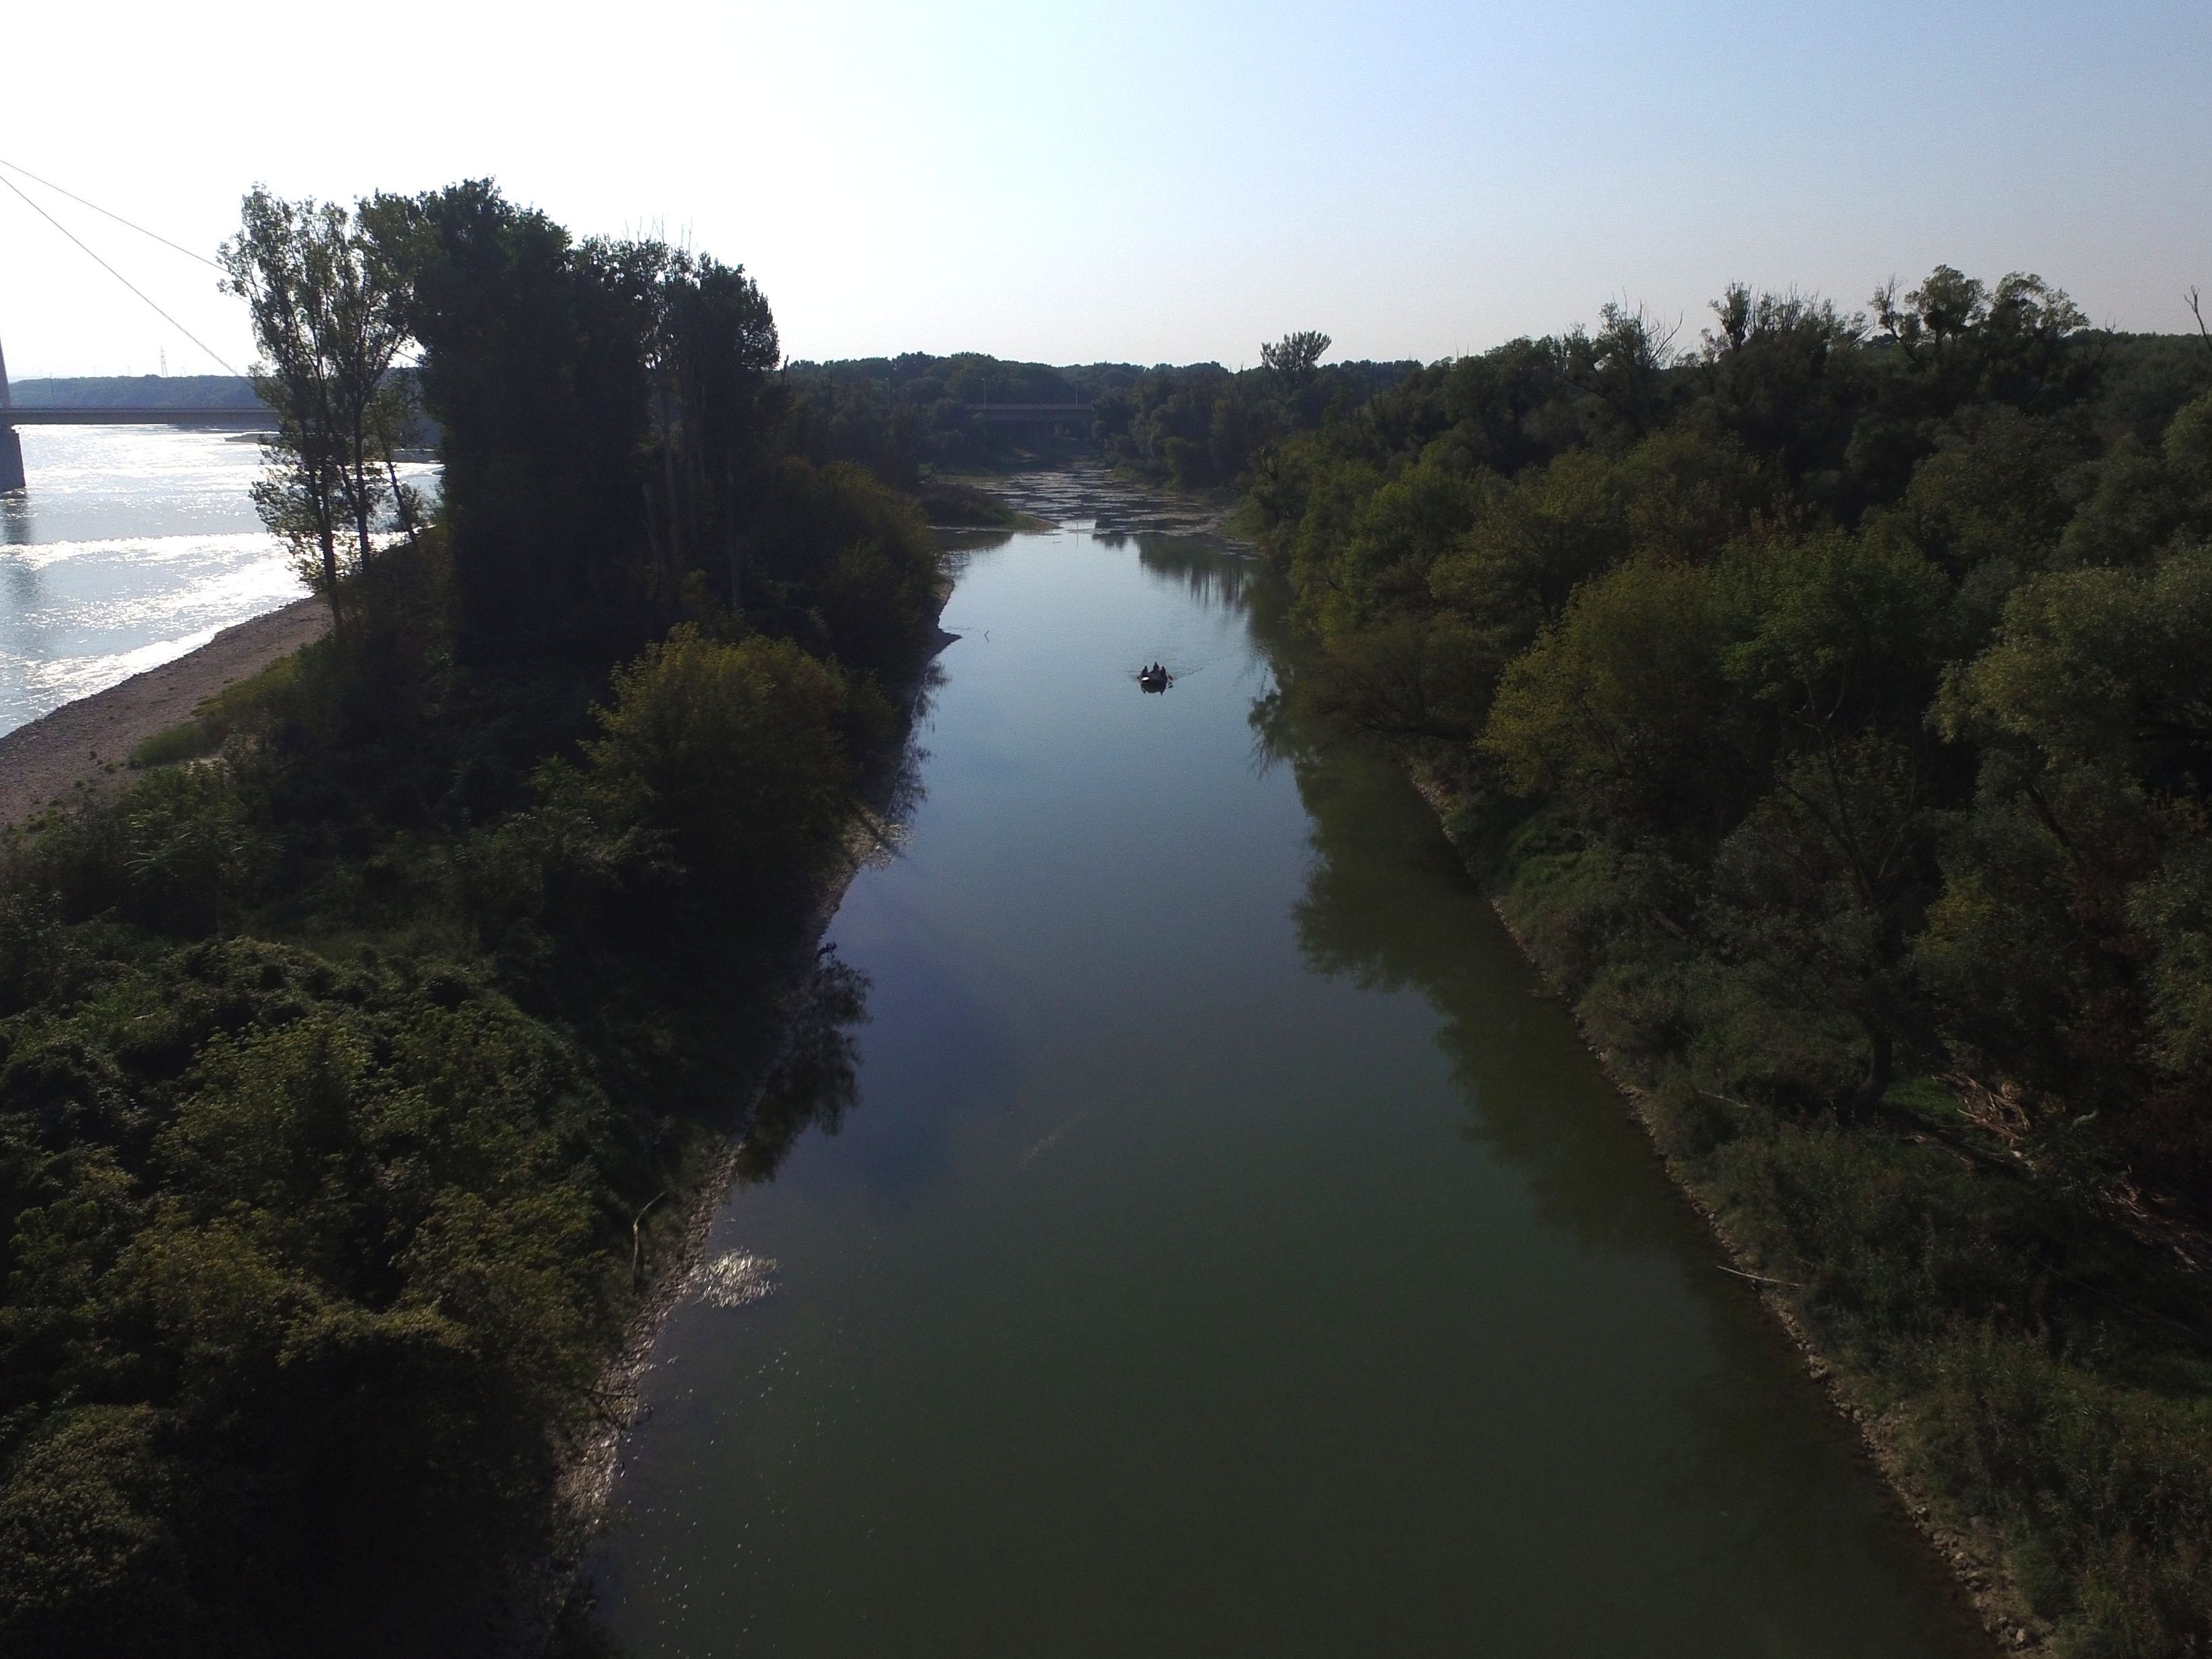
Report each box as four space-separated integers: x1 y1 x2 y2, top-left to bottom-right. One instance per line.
0 424 435 736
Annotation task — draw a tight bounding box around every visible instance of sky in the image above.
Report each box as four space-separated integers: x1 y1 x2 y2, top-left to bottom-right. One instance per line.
3 0 2209 379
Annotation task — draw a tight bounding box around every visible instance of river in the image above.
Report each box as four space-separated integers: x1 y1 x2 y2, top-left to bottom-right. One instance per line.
0 425 435 737
585 517 1990 1656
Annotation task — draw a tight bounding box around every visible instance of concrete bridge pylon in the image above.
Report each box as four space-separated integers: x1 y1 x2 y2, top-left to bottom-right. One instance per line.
0 331 24 495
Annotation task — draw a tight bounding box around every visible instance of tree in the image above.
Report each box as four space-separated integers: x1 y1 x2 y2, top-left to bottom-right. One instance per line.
1482 554 1746 838
1691 285 1867 497
637 245 783 613
364 182 656 663
583 628 857 896
1707 736 1941 1113
1261 330 1332 398
220 189 413 632
1872 264 1986 364
1924 536 2212 1179
1870 265 2088 414
1565 302 1681 443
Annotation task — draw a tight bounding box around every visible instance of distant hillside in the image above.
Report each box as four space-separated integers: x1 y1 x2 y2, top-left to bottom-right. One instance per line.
8 374 263 409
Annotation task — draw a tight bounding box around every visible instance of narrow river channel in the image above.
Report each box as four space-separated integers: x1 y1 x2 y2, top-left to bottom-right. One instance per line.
587 520 1988 1657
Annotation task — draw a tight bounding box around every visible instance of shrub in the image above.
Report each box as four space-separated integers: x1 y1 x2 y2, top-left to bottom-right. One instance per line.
583 627 857 898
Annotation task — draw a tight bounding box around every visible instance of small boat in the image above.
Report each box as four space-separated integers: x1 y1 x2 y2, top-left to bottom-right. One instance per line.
1138 667 1172 692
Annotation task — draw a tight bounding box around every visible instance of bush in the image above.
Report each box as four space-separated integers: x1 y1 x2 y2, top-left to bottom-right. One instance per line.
766 460 942 672
583 627 858 898
127 654 304 771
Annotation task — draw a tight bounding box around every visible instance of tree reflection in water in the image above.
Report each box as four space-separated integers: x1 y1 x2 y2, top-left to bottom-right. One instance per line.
1248 567 1982 1644
1130 532 1262 614
1226 526 1695 1257
732 949 871 1186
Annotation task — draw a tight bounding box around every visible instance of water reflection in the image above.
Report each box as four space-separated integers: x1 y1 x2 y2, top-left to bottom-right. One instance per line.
1252 562 1986 1650
1 493 36 546
1160 523 1974 1644
1281 743 1689 1253
1132 531 1262 612
731 951 870 1187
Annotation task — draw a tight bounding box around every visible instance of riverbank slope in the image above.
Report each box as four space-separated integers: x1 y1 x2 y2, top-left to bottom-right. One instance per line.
0 597 327 827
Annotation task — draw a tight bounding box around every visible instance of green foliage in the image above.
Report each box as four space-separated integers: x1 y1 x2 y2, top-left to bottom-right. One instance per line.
583 628 859 897
915 476 1019 527
763 460 943 673
1261 263 2212 1645
0 184 927 1653
1484 555 1739 835
219 188 415 615
1099 353 1420 490
126 724 221 772
787 351 1105 478
0 1406 189 1648
128 654 303 771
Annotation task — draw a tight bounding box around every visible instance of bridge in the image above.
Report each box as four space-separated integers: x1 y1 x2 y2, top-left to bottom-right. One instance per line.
960 402 1093 425
1 341 21 493
0 159 273 495
3 405 266 427
0 348 265 492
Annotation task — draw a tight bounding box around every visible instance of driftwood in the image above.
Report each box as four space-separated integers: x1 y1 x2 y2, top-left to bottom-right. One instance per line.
1717 1263 1804 1289
629 1191 667 1289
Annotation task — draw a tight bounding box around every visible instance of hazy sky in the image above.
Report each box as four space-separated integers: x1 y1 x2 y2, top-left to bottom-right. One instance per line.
4 0 2208 379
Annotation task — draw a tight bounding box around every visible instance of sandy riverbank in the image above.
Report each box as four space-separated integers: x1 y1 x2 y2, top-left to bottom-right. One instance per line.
0 597 329 829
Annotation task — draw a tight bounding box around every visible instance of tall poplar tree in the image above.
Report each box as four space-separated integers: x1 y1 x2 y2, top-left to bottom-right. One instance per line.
220 188 413 630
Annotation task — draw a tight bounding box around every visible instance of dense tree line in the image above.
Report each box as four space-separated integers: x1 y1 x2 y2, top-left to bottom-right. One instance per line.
1093 335 1419 490
1252 271 2212 1654
782 339 1420 497
0 182 937 1653
783 351 1105 480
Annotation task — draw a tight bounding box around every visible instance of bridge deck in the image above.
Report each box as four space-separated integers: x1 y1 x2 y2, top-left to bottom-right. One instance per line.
1 407 270 427
960 402 1093 422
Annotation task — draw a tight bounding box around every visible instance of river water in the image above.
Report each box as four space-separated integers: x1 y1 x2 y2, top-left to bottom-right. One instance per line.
0 425 433 738
587 522 1989 1657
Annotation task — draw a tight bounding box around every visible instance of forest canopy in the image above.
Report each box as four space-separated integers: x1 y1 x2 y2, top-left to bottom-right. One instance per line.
1247 268 2212 1656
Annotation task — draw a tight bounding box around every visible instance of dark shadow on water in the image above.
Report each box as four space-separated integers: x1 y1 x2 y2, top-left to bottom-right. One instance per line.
1240 546 1995 1655
1132 531 1261 612
0 495 34 546
1283 735 1697 1256
1216 535 1692 1257
730 950 871 1187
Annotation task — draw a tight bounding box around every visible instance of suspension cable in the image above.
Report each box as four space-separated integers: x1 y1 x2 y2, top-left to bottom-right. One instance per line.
0 171 243 376
0 156 221 269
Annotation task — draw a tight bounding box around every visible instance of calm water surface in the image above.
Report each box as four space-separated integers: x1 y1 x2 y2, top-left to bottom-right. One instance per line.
589 525 1988 1657
0 425 433 736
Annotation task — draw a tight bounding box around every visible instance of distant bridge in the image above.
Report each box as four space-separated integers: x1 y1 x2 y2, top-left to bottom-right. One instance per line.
961 402 1093 424
3 405 267 427
0 401 269 493
0 161 282 493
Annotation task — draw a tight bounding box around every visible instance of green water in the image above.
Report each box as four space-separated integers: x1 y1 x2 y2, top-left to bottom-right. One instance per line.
587 526 1987 1657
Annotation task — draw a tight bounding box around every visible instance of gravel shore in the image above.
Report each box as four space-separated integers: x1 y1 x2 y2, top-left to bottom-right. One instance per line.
0 597 329 828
